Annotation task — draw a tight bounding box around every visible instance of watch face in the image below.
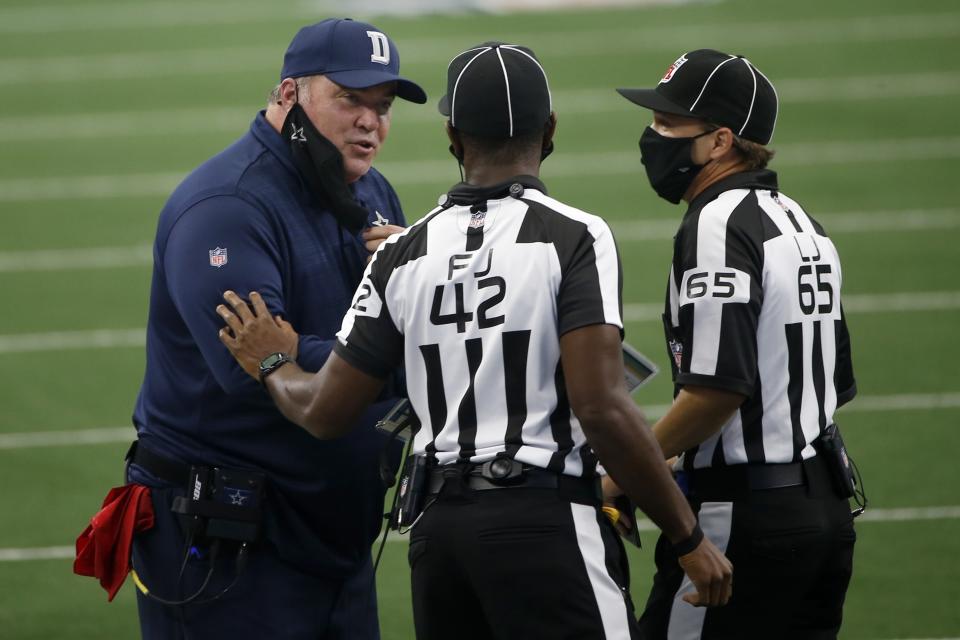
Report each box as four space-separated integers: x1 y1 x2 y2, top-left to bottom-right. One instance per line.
259 353 290 378
260 353 285 369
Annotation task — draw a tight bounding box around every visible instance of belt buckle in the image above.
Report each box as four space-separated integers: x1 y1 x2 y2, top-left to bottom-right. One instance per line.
479 457 524 486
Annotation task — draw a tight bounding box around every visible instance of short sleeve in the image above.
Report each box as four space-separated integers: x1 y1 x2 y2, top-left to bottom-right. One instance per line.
334 245 404 379
673 208 763 396
557 221 624 337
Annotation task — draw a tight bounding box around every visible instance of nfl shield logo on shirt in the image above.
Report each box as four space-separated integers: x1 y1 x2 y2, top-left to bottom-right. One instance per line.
669 339 683 368
209 247 228 268
469 210 486 229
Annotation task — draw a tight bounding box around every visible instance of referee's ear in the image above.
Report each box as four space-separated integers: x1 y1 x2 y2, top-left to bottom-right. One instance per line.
541 112 557 160
445 122 465 163
705 125 736 162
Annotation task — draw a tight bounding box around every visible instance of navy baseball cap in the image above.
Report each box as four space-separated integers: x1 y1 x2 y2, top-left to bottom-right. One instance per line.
281 18 427 104
438 42 552 138
617 49 778 144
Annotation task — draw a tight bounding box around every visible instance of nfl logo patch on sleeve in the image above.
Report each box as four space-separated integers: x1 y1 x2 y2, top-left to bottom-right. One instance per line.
209 247 228 268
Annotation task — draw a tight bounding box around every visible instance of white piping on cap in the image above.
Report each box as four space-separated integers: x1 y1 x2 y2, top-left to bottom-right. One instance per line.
495 47 514 137
449 47 492 128
502 45 552 113
738 57 758 137
689 55 737 113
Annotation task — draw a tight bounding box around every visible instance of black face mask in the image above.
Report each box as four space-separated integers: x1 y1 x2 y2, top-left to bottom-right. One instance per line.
639 126 714 205
283 103 370 234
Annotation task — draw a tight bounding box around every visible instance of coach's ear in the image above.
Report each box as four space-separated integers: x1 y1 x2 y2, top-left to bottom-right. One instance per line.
445 122 465 163
277 77 299 111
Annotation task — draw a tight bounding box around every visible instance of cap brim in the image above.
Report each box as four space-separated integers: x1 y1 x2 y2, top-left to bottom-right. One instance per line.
616 87 696 118
326 69 427 104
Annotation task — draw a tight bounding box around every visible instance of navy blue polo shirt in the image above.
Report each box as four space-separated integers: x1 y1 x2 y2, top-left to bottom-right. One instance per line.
132 111 405 576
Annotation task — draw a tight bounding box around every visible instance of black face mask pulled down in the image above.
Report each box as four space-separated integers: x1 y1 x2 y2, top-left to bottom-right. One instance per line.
283 103 370 234
639 126 714 205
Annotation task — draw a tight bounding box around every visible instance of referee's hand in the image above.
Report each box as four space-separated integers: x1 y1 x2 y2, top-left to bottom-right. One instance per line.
677 538 733 607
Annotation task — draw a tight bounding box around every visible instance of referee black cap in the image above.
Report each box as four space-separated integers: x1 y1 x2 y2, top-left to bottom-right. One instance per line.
617 49 778 145
438 42 552 138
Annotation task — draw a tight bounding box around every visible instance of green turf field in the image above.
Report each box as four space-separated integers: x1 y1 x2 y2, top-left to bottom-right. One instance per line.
2 0 959 637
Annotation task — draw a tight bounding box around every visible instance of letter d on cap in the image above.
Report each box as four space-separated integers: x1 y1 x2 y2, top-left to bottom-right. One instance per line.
366 31 390 65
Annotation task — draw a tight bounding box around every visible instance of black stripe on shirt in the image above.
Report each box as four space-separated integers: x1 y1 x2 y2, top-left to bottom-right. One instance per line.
812 320 827 433
739 379 766 464
456 338 483 461
785 323 806 462
419 343 446 458
546 362 573 474
503 330 531 458
835 306 857 407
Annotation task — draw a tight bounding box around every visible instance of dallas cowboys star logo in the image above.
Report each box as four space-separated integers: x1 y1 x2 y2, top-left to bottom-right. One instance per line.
227 489 249 506
372 211 389 226
290 125 306 142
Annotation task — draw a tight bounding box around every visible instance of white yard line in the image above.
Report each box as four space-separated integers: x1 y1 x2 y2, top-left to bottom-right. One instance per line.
1 8 957 51
0 329 146 354
610 208 960 242
2 136 959 202
0 546 75 562
4 71 960 143
1 392 958 452
641 392 960 420
0 2 318 34
4 209 955 274
0 427 134 449
621 290 960 322
629 505 960 532
0 291 957 354
0 244 153 272
3 504 959 562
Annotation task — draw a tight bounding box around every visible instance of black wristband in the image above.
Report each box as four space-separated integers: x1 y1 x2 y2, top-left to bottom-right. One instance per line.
672 523 704 557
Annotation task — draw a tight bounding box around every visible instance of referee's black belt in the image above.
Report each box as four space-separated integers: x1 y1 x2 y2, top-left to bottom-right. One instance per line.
687 457 823 501
125 440 193 486
426 458 601 503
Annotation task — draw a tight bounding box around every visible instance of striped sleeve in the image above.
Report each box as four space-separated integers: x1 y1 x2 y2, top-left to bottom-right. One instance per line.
557 218 623 336
334 238 404 379
674 193 763 396
834 303 857 406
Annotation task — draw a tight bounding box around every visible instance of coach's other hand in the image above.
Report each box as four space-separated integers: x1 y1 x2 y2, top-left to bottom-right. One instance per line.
362 224 405 260
217 290 299 379
678 537 733 607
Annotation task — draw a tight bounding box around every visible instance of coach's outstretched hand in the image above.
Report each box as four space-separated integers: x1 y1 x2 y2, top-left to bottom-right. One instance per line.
217 290 299 380
678 536 733 607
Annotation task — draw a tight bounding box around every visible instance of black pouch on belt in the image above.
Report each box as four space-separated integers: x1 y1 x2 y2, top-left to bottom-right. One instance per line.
172 465 266 544
390 455 430 531
813 423 856 499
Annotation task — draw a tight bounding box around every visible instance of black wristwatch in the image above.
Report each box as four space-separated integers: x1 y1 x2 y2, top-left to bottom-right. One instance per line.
258 352 294 384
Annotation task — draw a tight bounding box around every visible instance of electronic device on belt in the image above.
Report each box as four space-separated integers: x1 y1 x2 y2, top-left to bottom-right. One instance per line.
172 466 266 543
131 464 266 607
814 423 867 516
392 454 430 530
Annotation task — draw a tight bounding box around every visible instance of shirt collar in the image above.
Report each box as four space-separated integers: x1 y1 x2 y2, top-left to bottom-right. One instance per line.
250 110 300 177
688 169 779 212
444 175 547 207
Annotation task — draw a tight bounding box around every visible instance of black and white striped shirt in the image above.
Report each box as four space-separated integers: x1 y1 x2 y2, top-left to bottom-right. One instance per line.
663 170 856 469
335 176 623 477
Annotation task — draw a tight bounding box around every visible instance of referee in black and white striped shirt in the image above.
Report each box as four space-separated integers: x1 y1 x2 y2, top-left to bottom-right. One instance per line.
617 50 858 639
217 42 732 640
